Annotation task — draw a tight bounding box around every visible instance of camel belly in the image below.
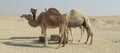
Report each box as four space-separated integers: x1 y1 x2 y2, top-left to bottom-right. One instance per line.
68 21 85 28
46 25 58 28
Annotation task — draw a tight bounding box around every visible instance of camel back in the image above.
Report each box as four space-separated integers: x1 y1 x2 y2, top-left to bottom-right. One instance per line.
70 9 91 28
38 10 66 27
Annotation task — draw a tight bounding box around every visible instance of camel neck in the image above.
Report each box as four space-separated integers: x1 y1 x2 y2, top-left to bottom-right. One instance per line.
28 19 39 27
33 14 36 20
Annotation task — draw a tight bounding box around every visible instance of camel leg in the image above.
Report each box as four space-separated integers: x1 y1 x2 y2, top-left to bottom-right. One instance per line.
62 37 67 47
68 28 73 42
78 26 85 42
41 26 48 46
56 26 66 49
85 26 93 45
62 26 68 47
84 27 90 44
62 33 67 47
89 30 93 45
41 30 43 35
56 32 64 49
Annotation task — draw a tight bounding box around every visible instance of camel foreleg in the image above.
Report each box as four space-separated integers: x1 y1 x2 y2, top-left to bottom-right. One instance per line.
41 26 48 46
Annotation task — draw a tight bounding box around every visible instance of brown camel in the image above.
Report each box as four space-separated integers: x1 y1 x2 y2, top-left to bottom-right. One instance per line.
30 8 37 20
21 8 67 48
63 9 93 45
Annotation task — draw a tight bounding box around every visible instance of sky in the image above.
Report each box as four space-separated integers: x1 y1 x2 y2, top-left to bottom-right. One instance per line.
0 0 120 16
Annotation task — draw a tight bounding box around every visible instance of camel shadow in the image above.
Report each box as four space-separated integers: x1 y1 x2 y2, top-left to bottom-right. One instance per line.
0 37 59 48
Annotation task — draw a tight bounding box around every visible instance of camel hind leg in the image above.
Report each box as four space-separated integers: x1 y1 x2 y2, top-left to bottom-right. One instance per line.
84 28 90 44
56 25 67 49
78 26 85 42
89 30 93 45
84 26 93 45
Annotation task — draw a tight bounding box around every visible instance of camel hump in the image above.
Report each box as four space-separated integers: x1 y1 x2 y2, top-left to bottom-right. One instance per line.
70 9 84 16
47 8 61 15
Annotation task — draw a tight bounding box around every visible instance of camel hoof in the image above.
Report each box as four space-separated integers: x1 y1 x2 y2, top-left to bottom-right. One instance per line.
56 46 61 49
88 43 92 45
84 42 87 44
88 44 92 45
62 45 65 47
55 47 59 49
78 40 81 42
43 45 47 47
69 40 73 42
44 44 48 47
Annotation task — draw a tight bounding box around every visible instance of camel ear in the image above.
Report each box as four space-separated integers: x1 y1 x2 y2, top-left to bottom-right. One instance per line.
35 8 37 11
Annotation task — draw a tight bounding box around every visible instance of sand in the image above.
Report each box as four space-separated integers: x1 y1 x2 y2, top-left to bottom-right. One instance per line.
0 15 120 53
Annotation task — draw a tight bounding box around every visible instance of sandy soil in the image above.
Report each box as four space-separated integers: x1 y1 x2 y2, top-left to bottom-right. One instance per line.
0 15 120 53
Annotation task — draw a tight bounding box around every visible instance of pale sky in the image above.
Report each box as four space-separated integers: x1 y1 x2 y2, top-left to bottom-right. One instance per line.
0 0 120 16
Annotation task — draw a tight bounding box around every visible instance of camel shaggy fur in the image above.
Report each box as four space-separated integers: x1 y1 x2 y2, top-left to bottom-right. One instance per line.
21 8 67 48
63 13 85 42
63 9 93 45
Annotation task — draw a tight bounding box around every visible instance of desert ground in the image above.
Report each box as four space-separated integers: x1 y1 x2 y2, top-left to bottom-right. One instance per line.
0 15 120 53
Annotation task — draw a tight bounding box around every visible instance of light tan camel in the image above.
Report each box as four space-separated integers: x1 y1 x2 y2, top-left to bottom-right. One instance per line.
21 8 67 48
63 9 93 45
63 13 85 42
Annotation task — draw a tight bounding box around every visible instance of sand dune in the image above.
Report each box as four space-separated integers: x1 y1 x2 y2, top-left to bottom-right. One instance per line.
0 15 120 53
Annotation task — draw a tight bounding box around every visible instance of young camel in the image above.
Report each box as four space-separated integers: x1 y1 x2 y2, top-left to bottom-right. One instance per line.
21 8 67 48
63 9 93 45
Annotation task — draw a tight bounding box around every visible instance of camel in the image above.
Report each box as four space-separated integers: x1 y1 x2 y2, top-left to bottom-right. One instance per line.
63 13 85 42
20 8 67 48
63 9 93 45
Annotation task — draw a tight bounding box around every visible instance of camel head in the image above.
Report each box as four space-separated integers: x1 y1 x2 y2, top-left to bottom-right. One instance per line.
20 14 39 27
20 14 33 21
30 8 37 20
30 8 37 14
